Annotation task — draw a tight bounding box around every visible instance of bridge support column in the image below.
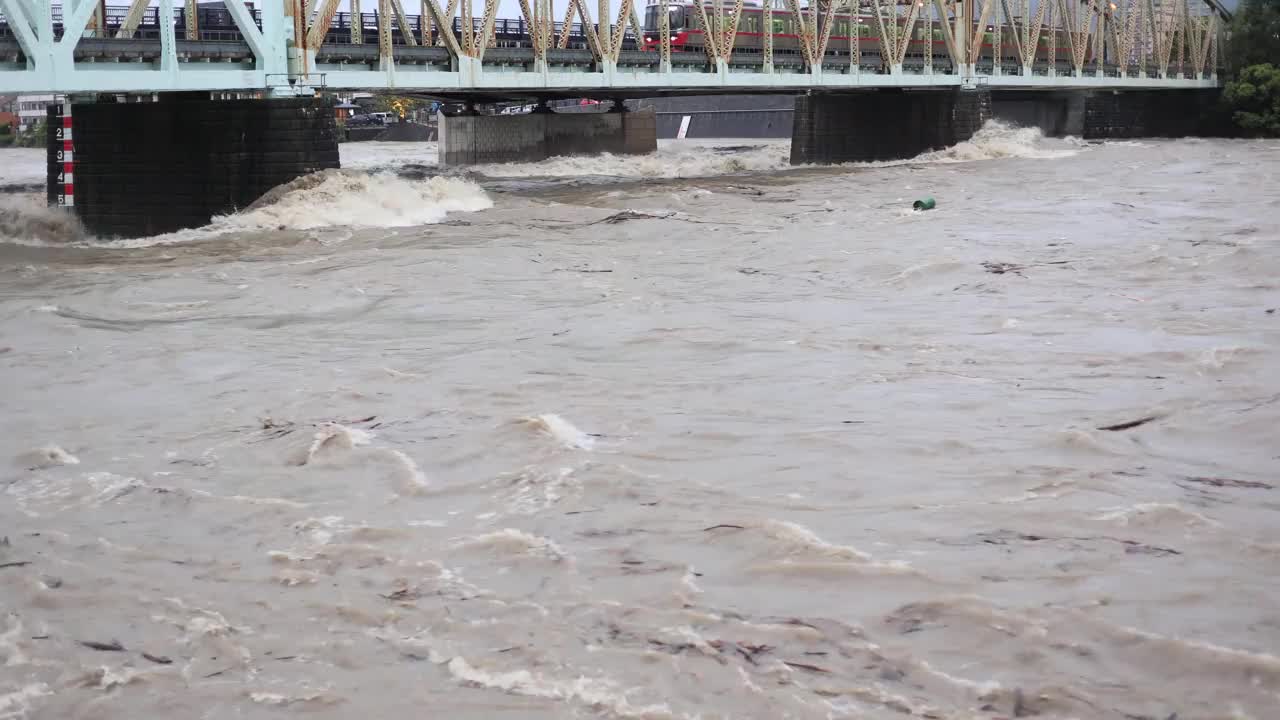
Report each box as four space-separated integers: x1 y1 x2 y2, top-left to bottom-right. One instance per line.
438 107 657 166
51 96 338 238
1080 89 1229 139
789 88 991 165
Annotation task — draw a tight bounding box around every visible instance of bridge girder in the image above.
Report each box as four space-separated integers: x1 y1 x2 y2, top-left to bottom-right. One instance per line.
0 0 1227 94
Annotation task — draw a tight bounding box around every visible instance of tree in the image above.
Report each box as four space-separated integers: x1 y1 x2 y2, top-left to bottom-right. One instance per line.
373 95 425 119
1224 63 1280 134
16 118 47 148
1221 0 1280 134
1228 0 1280 71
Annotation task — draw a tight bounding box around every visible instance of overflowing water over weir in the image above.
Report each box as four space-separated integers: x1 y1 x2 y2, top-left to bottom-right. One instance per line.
1 128 1279 720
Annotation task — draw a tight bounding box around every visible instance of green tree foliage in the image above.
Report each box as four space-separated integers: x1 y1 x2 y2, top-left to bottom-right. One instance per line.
1228 0 1280 71
1222 0 1280 135
1224 63 1280 134
373 95 425 118
15 118 47 148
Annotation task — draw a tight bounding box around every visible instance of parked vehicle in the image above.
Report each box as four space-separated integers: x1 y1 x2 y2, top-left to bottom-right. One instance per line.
346 114 383 127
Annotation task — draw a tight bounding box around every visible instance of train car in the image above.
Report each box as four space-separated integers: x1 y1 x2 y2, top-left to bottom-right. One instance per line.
641 0 876 57
640 0 1093 72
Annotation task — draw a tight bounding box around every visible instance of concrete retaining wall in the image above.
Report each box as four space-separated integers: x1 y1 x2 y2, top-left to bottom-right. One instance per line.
438 108 657 166
53 97 338 238
790 88 991 164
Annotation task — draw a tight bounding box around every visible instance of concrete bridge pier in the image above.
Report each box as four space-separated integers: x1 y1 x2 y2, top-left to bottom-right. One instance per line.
790 88 992 165
48 96 339 239
437 102 657 166
987 89 1228 139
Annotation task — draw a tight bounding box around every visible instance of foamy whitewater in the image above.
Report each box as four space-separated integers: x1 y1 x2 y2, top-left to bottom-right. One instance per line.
218 170 493 230
2 125 1278 720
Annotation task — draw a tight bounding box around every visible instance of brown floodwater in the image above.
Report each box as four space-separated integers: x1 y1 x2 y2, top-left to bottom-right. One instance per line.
2 128 1278 720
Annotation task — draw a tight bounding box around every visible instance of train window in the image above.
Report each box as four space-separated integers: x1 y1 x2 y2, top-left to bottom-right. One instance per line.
772 18 785 34
643 6 684 31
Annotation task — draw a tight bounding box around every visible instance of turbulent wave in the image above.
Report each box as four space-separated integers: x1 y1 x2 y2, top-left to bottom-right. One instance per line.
1095 502 1221 528
13 445 80 469
473 122 1071 178
451 529 569 561
757 519 873 561
279 422 430 495
446 657 674 719
521 413 597 450
475 142 791 179
285 423 373 467
215 169 492 231
0 124 1065 248
0 195 86 246
471 120 1073 180
915 120 1080 163
0 170 490 248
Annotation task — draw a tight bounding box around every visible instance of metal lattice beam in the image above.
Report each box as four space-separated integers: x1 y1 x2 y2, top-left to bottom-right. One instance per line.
558 0 577 49
764 0 773 67
475 0 497 56
933 0 961 68
0 0 37 61
116 0 150 38
391 0 419 46
307 0 344 49
221 0 269 65
609 0 635 62
422 0 461 56
721 0 745 63
378 0 393 66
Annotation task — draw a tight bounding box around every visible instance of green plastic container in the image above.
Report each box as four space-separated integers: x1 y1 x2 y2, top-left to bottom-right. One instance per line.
913 197 936 211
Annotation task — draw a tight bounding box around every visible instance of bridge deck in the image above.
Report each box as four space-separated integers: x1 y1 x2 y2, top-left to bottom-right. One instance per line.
0 3 1223 95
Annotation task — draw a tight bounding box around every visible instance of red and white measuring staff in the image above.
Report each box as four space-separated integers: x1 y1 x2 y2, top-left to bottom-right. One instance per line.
58 101 74 208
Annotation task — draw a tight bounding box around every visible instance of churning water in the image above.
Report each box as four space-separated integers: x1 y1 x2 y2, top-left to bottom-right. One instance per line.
1 125 1278 720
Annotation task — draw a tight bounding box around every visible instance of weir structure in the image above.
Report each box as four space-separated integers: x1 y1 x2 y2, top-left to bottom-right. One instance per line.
1 0 1230 236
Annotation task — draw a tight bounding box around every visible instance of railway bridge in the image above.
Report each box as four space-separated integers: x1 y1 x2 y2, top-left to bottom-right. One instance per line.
1 0 1229 236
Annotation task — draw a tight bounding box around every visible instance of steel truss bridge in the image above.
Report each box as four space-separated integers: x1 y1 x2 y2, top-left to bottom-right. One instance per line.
0 0 1225 97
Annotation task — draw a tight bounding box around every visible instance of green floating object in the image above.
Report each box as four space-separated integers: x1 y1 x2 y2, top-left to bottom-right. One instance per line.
913 197 936 211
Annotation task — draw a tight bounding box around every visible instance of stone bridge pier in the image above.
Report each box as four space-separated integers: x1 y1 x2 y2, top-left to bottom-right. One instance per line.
989 89 1227 138
788 87 1227 165
49 95 338 239
789 88 993 165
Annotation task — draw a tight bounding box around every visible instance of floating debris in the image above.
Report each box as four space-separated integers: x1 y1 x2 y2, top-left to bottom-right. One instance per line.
1098 415 1160 432
79 640 125 652
1182 476 1273 490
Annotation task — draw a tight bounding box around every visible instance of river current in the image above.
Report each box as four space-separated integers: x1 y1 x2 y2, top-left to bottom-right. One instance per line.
1 127 1278 720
